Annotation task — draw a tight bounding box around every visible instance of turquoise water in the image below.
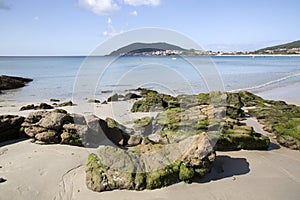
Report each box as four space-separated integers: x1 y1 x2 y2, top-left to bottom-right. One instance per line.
0 56 300 103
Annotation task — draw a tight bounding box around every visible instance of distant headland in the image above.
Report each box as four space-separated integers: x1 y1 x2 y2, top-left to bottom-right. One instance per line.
108 40 300 56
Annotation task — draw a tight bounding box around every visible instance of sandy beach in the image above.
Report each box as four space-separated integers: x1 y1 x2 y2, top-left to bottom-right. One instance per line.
1 84 300 200
1 118 300 200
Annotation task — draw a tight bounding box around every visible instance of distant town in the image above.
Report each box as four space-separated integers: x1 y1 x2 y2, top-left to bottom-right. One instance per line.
111 40 300 56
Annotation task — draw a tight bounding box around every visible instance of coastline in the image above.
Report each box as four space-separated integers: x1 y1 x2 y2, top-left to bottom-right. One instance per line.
255 81 300 106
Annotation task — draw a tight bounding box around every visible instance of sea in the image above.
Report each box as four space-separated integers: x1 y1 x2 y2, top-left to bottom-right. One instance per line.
0 56 300 103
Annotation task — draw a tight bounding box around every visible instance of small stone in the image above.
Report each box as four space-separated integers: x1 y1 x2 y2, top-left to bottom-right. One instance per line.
0 178 7 183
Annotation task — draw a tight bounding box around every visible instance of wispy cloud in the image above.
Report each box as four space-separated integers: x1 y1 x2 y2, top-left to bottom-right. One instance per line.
78 0 120 15
130 10 138 16
0 0 11 10
34 16 40 21
123 0 160 6
102 17 123 37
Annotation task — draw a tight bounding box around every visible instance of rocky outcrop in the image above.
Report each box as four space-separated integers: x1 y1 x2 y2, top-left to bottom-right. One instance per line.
215 124 270 151
86 133 215 192
240 91 300 150
0 75 32 91
21 111 76 145
20 103 54 111
21 111 131 147
131 91 178 112
131 90 271 150
0 115 25 143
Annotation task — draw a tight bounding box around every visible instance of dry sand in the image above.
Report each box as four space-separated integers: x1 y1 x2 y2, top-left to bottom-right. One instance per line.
1 128 300 200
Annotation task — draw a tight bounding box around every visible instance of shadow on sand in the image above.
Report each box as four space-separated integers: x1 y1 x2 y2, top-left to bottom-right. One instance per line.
0 138 28 147
196 155 250 183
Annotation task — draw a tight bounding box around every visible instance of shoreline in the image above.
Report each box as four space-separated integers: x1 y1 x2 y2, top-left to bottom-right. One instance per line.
1 85 300 199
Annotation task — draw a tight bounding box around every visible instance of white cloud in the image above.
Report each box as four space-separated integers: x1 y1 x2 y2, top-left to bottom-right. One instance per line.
123 0 160 6
107 17 112 24
0 0 11 10
131 10 138 16
34 16 40 20
78 0 120 15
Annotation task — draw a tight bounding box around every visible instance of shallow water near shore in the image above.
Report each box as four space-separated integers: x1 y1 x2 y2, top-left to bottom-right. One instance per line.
0 56 300 103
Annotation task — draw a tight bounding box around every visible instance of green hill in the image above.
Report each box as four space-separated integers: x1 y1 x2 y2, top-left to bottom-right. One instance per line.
254 40 300 54
108 42 186 56
260 40 300 51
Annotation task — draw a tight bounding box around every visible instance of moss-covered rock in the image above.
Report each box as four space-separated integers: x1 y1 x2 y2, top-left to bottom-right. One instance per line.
179 164 194 183
20 103 53 111
107 94 118 102
131 92 178 112
58 101 73 107
245 96 300 150
86 134 215 192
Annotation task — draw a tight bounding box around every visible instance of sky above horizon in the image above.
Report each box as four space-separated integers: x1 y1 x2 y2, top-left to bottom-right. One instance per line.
0 0 299 55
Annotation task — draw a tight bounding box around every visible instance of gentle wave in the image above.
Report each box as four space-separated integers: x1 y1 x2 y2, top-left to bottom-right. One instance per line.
229 71 300 93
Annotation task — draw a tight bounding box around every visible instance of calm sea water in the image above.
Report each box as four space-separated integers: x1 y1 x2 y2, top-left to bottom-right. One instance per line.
0 56 300 103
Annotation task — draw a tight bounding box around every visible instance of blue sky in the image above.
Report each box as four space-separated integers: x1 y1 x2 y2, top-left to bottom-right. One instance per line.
0 0 299 55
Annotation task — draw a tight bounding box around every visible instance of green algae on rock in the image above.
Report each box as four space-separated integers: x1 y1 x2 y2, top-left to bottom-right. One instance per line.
86 133 215 192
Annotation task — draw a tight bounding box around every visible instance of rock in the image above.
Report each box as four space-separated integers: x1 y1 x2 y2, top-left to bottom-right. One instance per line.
107 94 118 102
104 117 130 146
37 112 72 130
86 133 215 192
24 126 47 137
88 99 100 103
0 75 32 90
0 115 25 143
50 99 60 102
136 88 158 96
180 133 215 167
53 108 68 114
58 101 73 107
245 94 300 150
80 115 109 147
39 103 54 109
22 111 82 146
133 116 153 136
20 104 35 111
131 92 177 112
35 130 58 143
0 177 7 183
24 111 48 124
124 93 142 100
127 135 142 147
20 103 53 111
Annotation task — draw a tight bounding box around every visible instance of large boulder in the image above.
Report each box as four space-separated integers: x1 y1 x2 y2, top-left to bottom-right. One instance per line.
36 112 72 130
0 115 25 143
86 133 215 192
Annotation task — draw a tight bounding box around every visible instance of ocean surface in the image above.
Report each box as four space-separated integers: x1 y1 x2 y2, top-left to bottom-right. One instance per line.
0 56 300 103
